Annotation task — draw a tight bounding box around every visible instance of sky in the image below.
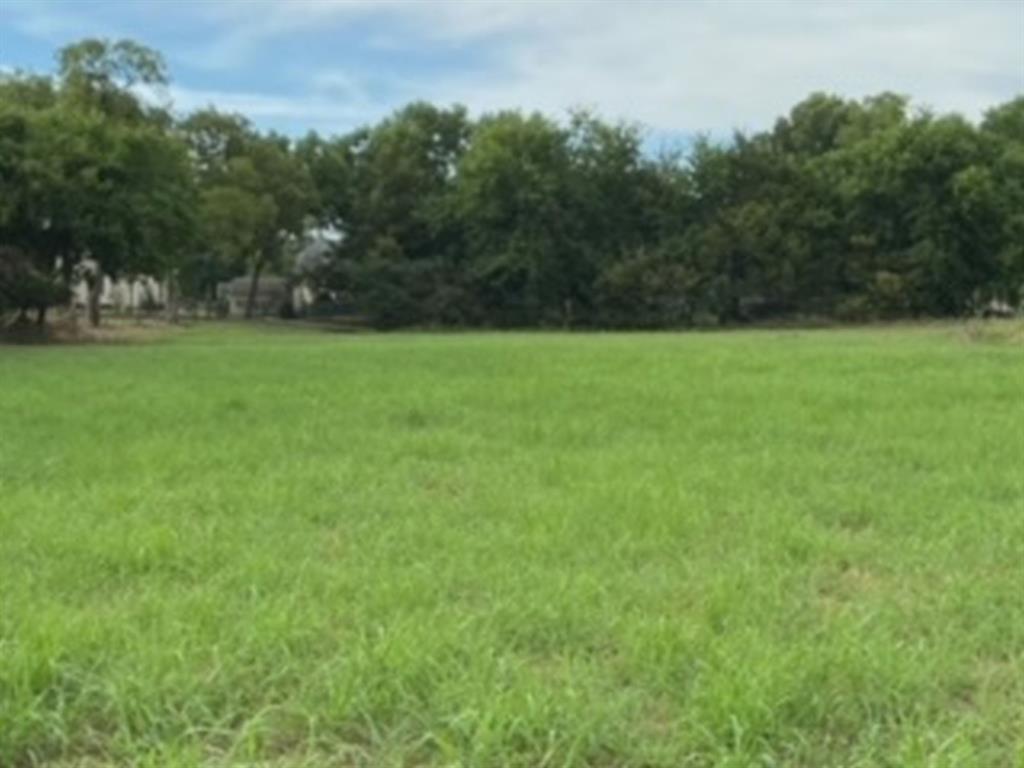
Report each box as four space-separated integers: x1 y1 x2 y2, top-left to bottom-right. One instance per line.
1 0 1022 144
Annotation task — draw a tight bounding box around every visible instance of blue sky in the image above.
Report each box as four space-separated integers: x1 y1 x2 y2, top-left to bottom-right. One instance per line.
1 0 1021 143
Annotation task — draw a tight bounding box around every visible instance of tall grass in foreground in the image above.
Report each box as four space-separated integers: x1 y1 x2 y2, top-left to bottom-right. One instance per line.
1 324 1022 767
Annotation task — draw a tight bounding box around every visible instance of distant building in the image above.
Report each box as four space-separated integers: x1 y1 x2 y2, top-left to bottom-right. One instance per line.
67 226 343 319
70 260 167 312
983 299 1017 318
217 275 292 317
217 229 343 317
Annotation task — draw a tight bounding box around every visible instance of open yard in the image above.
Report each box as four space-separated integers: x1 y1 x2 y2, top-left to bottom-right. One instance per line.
1 324 1022 767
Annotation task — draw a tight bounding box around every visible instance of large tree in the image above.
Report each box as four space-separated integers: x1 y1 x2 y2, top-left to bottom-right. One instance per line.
981 97 1024 306
308 104 473 326
6 36 1024 331
342 103 471 262
0 40 197 326
453 111 582 326
183 111 315 317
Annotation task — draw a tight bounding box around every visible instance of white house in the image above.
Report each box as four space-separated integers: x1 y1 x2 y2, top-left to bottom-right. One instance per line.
70 260 167 312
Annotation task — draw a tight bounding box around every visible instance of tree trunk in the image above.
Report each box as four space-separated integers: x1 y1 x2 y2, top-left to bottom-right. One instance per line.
87 272 102 327
36 305 47 326
244 258 264 319
165 271 180 324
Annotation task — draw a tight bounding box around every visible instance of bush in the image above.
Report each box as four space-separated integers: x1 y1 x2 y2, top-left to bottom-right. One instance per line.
594 246 698 328
834 295 874 322
0 247 68 324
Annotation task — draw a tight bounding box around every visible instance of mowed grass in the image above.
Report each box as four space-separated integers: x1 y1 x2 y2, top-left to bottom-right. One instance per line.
1 324 1022 768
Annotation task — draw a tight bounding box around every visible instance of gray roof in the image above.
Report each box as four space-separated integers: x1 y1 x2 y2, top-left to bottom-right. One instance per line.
219 275 289 299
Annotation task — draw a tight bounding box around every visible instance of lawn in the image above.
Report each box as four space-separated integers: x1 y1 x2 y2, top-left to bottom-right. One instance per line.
1 323 1022 767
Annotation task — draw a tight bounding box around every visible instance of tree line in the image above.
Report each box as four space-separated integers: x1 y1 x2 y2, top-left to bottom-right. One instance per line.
2 38 1022 329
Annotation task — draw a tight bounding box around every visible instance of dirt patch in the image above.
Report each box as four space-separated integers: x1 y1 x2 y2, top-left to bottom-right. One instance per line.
1 315 187 345
816 562 885 618
959 319 1024 346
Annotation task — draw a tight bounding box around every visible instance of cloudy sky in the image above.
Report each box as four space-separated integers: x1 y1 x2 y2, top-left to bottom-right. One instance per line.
1 0 1021 141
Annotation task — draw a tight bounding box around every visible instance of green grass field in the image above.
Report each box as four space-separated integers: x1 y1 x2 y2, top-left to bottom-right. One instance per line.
2 324 1022 767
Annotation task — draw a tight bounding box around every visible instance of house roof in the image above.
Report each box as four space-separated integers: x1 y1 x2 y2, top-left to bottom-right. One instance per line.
219 275 289 298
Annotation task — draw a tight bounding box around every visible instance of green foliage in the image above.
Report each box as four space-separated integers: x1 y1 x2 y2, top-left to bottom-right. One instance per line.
58 38 168 89
0 246 67 321
199 184 274 267
57 38 170 125
181 110 315 313
831 114 1007 316
316 89 1016 329
0 42 196 324
593 241 701 328
454 111 583 326
340 103 470 262
180 109 254 182
981 96 1024 143
3 36 1022 328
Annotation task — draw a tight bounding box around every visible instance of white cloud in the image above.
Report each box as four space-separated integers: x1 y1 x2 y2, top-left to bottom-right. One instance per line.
156 84 382 133
7 0 1022 136
189 0 1024 134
